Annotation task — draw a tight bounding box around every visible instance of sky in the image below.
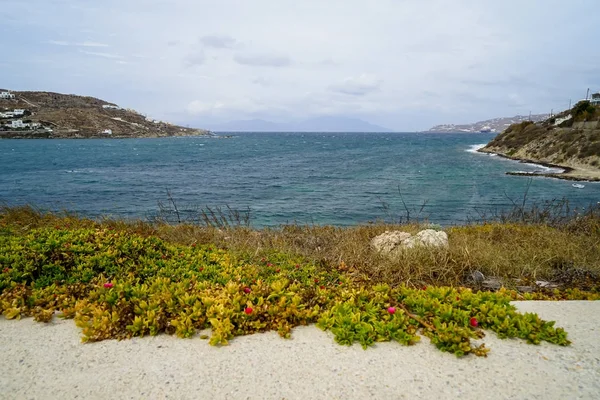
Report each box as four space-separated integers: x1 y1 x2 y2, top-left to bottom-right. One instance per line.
1 0 599 131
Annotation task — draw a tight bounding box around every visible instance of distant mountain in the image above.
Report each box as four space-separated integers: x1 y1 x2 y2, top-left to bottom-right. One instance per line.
425 114 548 134
210 116 392 132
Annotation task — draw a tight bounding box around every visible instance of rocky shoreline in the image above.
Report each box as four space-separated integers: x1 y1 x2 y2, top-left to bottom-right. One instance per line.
477 147 600 182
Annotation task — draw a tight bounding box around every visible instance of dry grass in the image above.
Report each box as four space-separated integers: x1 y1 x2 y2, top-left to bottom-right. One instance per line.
1 205 599 291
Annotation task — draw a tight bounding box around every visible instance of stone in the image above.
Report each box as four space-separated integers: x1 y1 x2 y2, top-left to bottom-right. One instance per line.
371 229 448 254
403 229 449 249
370 231 412 254
470 270 485 283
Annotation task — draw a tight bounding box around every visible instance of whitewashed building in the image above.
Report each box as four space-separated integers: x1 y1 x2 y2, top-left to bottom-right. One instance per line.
102 105 120 110
102 129 113 135
10 119 25 128
591 92 600 106
12 109 25 116
0 91 15 99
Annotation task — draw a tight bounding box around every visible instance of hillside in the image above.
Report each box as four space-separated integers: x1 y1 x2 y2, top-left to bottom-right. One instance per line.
0 89 210 138
426 114 547 133
480 101 600 181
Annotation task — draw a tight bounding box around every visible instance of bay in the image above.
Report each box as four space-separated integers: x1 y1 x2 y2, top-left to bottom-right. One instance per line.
1 132 598 226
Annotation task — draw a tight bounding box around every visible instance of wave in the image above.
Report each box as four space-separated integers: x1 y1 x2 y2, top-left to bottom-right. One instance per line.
523 163 565 174
465 144 487 153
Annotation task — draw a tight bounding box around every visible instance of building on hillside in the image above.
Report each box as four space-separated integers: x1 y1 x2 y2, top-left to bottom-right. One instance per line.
591 92 600 106
10 120 26 128
102 105 121 110
0 91 15 99
102 129 113 135
12 109 25 116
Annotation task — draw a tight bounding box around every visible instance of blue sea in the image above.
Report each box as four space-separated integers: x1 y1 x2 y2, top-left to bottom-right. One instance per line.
1 132 599 226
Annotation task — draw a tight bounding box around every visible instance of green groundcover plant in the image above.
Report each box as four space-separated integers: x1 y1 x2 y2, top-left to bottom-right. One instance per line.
1 226 597 357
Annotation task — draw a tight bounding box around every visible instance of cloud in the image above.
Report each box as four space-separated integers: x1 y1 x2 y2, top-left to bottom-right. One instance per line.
185 50 206 66
79 41 109 47
186 100 225 114
252 77 270 86
200 35 237 49
329 74 381 96
234 53 291 67
6 0 600 130
47 40 70 46
48 40 109 47
79 50 122 59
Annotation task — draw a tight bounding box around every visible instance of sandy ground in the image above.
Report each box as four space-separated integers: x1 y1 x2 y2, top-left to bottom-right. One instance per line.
1 301 599 400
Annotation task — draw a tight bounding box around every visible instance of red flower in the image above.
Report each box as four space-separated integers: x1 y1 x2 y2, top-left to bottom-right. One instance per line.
314 279 319 283
104 282 114 289
243 287 251 294
387 307 396 315
319 285 325 290
260 258 266 263
295 264 300 269
456 297 460 301
2 268 9 274
191 243 196 247
470 317 478 327
276 268 281 273
267 263 273 267
244 307 253 315
199 267 204 271
338 282 343 285
161 255 166 260
422 286 427 290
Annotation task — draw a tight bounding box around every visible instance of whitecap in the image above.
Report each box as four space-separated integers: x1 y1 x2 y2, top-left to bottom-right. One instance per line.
465 144 487 153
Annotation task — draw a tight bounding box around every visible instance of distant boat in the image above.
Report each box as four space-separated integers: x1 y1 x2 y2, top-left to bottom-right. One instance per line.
572 183 585 189
479 126 493 133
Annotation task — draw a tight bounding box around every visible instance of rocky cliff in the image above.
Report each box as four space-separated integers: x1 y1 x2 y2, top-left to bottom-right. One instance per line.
480 101 600 181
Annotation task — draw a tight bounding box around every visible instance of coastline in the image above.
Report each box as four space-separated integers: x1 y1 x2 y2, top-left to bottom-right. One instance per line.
477 147 600 182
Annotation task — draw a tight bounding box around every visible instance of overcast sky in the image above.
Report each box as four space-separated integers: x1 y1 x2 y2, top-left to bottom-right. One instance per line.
1 0 599 131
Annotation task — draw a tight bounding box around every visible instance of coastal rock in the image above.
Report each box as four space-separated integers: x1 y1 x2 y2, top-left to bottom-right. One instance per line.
370 231 412 253
371 229 448 254
402 230 449 249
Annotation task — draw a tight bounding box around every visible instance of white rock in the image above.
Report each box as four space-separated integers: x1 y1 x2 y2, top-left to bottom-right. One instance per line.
403 229 448 249
371 229 448 254
370 231 412 253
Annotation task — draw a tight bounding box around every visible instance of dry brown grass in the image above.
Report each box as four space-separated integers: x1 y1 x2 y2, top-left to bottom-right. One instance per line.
2 205 599 290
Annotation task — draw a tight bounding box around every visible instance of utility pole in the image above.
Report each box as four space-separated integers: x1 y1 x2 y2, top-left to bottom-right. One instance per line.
586 88 590 100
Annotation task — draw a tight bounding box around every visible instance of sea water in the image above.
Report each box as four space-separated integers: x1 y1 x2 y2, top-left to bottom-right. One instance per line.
1 132 598 226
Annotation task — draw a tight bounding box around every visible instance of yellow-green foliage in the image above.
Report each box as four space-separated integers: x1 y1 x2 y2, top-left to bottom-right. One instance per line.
1 226 593 357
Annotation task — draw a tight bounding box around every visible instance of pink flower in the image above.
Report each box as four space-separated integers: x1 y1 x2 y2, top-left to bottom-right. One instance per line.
267 263 273 267
244 307 253 315
104 282 114 289
470 317 478 327
387 307 396 315
243 287 251 294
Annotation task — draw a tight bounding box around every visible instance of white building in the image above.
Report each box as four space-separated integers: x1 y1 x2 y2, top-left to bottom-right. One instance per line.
0 91 15 99
102 105 121 110
12 109 25 116
591 92 600 106
102 129 113 135
10 119 25 128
